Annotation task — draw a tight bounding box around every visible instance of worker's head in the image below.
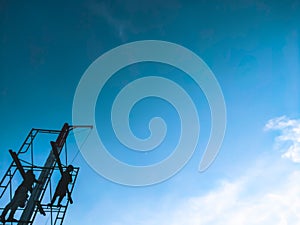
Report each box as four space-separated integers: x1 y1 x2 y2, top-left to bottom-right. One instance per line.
66 165 74 172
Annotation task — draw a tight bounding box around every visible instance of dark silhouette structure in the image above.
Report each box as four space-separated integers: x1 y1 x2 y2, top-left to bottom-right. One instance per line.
0 123 91 225
0 170 38 222
48 165 74 207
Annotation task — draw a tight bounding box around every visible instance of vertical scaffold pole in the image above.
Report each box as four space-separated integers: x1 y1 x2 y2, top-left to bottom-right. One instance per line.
18 123 70 225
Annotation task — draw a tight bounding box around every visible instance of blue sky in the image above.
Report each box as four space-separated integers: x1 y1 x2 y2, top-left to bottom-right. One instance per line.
0 0 300 224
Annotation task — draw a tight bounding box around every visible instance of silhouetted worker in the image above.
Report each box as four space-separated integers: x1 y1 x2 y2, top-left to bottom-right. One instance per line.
0 170 38 222
48 165 73 207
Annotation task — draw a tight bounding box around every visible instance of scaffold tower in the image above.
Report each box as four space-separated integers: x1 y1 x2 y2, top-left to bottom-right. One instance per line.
0 123 92 225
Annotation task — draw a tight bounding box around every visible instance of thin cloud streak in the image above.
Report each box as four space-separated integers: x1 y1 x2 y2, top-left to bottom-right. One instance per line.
265 115 300 163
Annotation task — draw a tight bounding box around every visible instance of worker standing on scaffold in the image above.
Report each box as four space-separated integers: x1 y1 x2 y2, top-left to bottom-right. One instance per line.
0 170 38 223
48 165 74 207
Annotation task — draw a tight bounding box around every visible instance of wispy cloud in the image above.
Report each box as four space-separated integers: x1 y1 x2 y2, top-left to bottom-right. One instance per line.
86 1 129 41
85 0 181 41
265 115 300 163
80 158 300 225
71 116 300 225
160 171 300 225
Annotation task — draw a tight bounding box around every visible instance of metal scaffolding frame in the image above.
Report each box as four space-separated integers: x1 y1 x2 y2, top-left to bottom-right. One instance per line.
0 123 91 225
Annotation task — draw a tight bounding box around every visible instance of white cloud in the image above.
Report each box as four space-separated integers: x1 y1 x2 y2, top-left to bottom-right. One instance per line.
70 116 300 225
100 159 300 225
265 116 300 163
173 171 300 225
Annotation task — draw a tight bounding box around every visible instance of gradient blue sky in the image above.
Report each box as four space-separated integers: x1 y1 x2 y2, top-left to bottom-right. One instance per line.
1 1 300 224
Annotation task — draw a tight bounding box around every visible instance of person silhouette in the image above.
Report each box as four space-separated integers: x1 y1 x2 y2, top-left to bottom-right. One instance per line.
0 170 38 222
48 165 73 207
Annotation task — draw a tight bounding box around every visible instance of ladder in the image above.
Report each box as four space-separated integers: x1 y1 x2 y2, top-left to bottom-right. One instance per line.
0 123 90 225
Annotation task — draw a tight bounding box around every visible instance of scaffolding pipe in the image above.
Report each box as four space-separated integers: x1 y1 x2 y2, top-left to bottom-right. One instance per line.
18 123 70 225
